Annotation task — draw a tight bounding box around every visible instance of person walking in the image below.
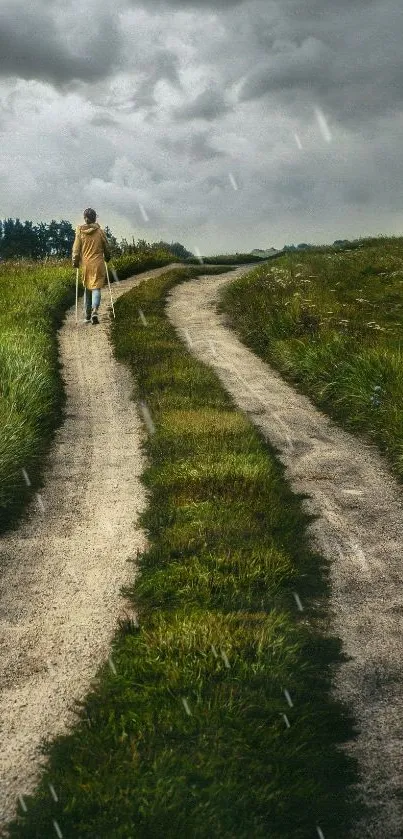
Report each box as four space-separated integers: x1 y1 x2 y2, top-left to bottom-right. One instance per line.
72 208 111 324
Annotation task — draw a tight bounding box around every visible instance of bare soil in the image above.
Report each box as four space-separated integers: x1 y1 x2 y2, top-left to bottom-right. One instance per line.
166 266 403 839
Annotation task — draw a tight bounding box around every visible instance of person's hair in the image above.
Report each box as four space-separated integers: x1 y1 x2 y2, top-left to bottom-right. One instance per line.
83 208 96 223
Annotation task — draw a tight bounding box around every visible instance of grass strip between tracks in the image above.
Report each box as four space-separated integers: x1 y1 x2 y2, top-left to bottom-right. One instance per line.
7 265 360 839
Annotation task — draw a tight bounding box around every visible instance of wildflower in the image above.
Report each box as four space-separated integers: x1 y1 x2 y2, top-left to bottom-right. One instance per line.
371 385 382 407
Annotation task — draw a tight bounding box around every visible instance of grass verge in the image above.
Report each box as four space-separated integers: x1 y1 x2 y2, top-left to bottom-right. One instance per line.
0 259 75 533
7 264 360 838
217 235 403 485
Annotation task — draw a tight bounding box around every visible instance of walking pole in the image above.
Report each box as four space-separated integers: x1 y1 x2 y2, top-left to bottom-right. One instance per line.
75 268 79 325
105 261 115 319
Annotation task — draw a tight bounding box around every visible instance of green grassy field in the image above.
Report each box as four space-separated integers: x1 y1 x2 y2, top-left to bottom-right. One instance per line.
6 264 359 839
217 234 403 485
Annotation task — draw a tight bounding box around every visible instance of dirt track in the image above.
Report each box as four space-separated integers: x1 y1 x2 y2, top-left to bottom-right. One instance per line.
0 265 184 832
166 266 403 839
1 263 403 837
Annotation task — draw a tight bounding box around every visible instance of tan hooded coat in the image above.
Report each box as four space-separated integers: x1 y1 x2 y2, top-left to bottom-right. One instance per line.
72 223 111 289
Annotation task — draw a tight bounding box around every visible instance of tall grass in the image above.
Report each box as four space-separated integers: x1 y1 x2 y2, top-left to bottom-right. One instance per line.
0 260 74 530
6 265 359 838
112 250 176 280
218 234 403 482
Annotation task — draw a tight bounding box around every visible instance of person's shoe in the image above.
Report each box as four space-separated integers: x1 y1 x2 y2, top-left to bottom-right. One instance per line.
91 310 99 325
84 315 91 323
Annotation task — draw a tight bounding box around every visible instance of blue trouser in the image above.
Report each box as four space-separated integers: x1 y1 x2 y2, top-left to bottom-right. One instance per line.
83 288 101 317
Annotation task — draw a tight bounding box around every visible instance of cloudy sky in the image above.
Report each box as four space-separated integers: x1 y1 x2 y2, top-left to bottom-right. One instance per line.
1 0 403 254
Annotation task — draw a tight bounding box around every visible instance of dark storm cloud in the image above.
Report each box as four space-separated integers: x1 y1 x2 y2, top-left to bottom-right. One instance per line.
117 49 181 110
238 37 329 101
237 0 403 127
161 131 225 161
0 2 122 86
341 183 373 205
174 87 232 121
132 49 181 91
3 0 403 252
204 175 229 189
130 0 245 7
202 173 245 193
90 114 121 127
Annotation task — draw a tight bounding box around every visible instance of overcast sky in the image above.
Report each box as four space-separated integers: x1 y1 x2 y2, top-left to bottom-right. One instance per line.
1 0 403 254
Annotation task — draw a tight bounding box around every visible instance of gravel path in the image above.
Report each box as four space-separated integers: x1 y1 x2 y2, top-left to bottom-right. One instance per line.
166 265 403 839
0 264 183 832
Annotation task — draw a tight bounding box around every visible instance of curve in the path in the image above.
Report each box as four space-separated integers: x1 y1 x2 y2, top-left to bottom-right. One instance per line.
166 265 403 839
0 265 182 832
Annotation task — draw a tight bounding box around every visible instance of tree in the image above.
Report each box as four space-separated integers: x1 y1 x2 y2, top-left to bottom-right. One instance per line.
35 222 50 259
169 241 193 259
104 226 121 256
149 240 193 258
46 219 75 258
136 238 151 252
0 217 75 259
57 219 76 258
118 238 130 253
0 218 30 259
150 240 169 252
0 217 181 261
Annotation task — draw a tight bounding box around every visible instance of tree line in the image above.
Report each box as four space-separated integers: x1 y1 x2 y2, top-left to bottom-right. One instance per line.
0 218 193 261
